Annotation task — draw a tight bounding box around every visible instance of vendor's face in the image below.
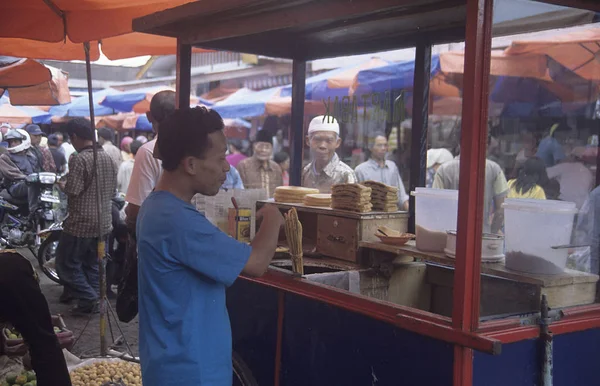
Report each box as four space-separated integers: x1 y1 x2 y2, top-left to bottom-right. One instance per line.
31 134 41 147
371 136 388 160
253 141 273 162
306 131 340 162
189 130 230 196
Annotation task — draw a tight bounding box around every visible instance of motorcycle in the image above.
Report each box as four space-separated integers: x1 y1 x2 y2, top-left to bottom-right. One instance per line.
0 172 63 283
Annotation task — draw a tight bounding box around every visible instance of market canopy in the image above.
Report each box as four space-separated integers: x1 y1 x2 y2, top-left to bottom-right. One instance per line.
280 57 391 100
505 27 600 81
100 86 200 114
212 87 324 119
0 103 51 125
49 88 120 119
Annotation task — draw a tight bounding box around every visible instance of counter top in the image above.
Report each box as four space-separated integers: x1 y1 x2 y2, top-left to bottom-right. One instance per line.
257 200 409 220
359 240 599 287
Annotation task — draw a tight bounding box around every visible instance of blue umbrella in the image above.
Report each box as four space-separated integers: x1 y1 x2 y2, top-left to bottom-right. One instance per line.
211 87 280 119
49 88 119 118
100 86 177 113
280 57 392 100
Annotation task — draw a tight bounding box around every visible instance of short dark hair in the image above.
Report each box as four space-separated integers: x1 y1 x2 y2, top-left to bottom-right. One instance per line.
65 118 94 141
130 140 143 156
274 151 289 164
150 90 177 124
157 107 224 171
97 128 115 142
48 133 60 147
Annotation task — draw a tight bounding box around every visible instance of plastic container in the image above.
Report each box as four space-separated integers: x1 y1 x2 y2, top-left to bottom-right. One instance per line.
411 188 459 252
503 199 578 275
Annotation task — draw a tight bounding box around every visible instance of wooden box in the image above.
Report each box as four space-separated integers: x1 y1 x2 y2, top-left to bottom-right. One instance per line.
257 201 409 263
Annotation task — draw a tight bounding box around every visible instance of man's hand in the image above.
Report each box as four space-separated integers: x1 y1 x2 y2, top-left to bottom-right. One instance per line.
256 204 284 227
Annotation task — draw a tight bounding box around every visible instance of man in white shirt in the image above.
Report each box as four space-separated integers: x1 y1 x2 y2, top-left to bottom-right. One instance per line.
124 91 176 230
118 90 176 323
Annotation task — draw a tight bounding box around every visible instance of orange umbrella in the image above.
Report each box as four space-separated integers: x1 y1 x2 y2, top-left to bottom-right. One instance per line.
101 33 210 60
0 58 51 88
330 57 390 90
0 58 71 105
505 28 600 81
0 1 196 43
0 38 100 61
0 104 47 125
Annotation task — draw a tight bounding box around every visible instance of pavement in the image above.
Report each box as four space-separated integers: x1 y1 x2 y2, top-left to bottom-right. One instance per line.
18 248 140 358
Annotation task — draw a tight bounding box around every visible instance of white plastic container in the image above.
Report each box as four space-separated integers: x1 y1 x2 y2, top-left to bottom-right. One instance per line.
411 188 459 252
503 199 578 275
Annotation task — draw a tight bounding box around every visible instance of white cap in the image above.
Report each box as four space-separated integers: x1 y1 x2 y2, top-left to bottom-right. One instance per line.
426 148 454 169
308 115 339 136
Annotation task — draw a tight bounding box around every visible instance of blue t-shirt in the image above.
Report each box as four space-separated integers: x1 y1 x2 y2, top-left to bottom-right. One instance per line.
137 191 251 386
536 136 565 167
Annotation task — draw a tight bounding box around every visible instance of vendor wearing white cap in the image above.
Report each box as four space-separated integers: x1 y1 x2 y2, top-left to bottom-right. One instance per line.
426 148 454 188
302 115 356 193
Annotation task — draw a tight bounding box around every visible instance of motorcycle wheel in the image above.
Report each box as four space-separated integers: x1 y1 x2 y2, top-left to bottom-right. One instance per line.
37 230 62 284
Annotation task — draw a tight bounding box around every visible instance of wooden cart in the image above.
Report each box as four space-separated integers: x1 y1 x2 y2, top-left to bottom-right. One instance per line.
134 1 600 385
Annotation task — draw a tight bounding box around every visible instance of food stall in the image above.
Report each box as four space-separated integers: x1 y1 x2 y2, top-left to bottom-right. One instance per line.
134 0 600 385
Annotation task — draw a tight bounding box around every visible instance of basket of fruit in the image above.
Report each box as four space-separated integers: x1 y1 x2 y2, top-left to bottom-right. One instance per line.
69 358 142 386
1 369 37 386
1 315 74 356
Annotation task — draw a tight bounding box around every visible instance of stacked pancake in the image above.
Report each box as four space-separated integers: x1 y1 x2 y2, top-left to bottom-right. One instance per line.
361 180 399 212
331 183 373 212
274 186 320 203
303 193 332 207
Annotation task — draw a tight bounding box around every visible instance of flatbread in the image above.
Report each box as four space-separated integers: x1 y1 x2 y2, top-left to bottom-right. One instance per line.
274 186 320 203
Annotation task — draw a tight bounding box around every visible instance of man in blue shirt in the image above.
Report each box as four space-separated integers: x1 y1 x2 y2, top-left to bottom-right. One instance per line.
137 106 284 386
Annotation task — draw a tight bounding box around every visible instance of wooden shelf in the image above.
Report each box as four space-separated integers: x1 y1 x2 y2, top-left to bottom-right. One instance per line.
258 200 409 220
359 240 599 287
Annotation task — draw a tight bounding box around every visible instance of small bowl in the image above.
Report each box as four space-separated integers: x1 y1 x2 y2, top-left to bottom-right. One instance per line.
375 233 415 246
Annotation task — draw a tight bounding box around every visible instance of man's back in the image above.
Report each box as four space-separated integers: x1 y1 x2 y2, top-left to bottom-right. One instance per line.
137 191 251 386
125 139 162 207
63 147 117 237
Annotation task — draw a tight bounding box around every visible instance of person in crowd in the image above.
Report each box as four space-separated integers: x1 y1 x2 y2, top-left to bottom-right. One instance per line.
55 132 76 165
97 128 123 169
302 115 355 193
47 133 67 174
135 135 148 145
510 129 538 178
118 91 176 323
355 134 409 210
507 157 548 199
120 136 134 162
136 107 284 386
426 148 454 188
117 140 142 196
546 146 594 209
433 137 509 234
237 130 283 197
274 151 290 186
0 251 72 386
226 138 247 167
25 124 56 173
0 129 42 213
221 165 245 190
536 122 567 167
56 118 117 315
273 129 284 155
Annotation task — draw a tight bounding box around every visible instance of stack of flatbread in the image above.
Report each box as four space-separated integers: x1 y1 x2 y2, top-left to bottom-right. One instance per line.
274 186 320 203
303 193 332 207
331 183 373 213
361 180 399 212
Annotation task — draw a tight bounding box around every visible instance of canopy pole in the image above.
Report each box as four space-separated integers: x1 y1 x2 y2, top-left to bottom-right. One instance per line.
176 39 192 109
289 59 306 186
408 41 432 233
84 41 108 357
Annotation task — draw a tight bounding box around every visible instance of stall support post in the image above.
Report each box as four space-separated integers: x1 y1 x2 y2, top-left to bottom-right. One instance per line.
452 0 494 384
289 59 307 186
408 41 432 233
176 39 192 109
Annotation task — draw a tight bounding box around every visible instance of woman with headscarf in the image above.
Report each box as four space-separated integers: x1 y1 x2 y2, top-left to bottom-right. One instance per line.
425 148 453 188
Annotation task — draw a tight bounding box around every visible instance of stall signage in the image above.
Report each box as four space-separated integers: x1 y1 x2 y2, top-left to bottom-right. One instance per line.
321 89 405 124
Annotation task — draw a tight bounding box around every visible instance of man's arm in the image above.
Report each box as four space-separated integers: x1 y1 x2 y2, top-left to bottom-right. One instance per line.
125 145 161 232
244 204 284 276
62 156 85 197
